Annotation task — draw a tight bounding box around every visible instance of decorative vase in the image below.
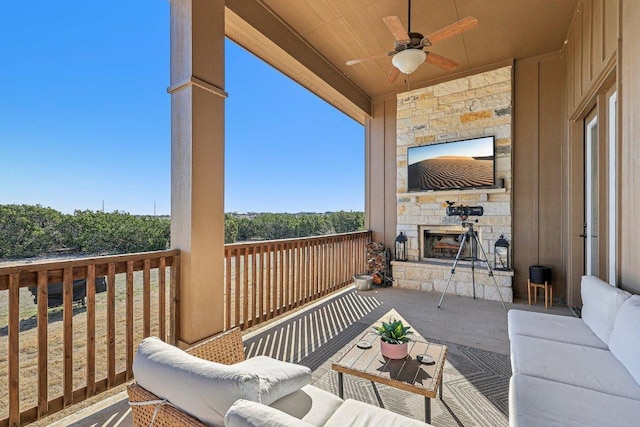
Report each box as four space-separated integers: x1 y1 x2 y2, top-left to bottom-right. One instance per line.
380 339 409 359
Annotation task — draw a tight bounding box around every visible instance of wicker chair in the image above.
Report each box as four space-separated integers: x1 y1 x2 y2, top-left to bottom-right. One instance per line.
127 327 245 427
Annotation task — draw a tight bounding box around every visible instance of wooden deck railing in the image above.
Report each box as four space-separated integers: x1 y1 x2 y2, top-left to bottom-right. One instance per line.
0 231 371 425
0 250 179 427
224 230 372 330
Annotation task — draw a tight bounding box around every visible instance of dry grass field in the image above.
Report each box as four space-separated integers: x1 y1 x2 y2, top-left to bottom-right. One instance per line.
0 271 171 421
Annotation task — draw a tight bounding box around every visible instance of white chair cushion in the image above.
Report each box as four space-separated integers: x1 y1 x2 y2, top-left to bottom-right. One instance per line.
609 295 640 386
224 399 315 427
323 399 431 427
270 384 343 426
507 309 607 349
133 337 260 426
581 275 631 344
510 335 640 400
509 374 640 427
234 356 311 405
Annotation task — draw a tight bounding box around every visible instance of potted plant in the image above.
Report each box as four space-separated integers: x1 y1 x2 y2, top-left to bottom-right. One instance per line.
372 318 413 359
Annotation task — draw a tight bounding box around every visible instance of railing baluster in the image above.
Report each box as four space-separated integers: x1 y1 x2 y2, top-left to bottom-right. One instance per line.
37 270 48 418
266 243 272 320
9 273 20 426
125 261 134 380
234 248 241 329
259 245 264 323
143 259 151 338
63 267 73 407
86 265 96 398
159 257 166 341
284 242 290 310
170 253 180 345
251 245 257 326
224 247 231 330
107 263 116 387
243 247 249 330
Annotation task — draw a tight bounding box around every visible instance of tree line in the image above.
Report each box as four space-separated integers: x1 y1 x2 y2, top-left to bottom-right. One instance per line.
0 205 364 260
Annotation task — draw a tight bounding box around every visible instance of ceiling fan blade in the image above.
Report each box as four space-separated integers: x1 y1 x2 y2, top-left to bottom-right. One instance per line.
346 52 393 66
382 16 410 43
425 16 478 45
425 52 458 71
385 67 401 86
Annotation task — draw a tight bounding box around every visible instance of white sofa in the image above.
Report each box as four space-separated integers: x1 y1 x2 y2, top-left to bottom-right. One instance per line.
132 336 431 427
508 276 640 426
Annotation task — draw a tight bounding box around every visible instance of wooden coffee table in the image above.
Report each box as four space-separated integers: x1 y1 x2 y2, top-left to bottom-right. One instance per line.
331 315 447 423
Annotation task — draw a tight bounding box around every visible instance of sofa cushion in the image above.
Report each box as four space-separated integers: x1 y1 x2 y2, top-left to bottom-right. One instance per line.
235 356 312 405
507 309 607 349
581 275 631 344
609 295 640 385
225 399 315 427
270 384 343 426
323 399 431 427
509 374 640 427
133 337 260 426
510 335 640 400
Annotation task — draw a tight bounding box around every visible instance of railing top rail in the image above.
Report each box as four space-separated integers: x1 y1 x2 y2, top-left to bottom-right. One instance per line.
224 230 371 250
0 249 180 276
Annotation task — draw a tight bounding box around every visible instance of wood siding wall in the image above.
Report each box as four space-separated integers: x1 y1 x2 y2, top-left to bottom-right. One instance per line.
513 53 564 300
565 0 619 116
619 0 640 293
366 98 397 247
561 0 622 304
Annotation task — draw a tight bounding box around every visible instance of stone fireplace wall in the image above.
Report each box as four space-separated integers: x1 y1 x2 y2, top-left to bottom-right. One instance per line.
392 66 513 302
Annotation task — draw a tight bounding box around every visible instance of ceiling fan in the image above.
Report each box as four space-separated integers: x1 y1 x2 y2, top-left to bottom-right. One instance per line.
346 0 478 85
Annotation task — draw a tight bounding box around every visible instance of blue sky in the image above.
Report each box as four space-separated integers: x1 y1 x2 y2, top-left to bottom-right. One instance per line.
0 2 364 215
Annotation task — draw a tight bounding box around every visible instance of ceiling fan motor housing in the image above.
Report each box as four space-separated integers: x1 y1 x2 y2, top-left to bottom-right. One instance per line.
395 32 426 52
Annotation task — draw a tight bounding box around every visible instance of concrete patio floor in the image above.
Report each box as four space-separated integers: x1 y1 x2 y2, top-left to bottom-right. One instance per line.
40 285 572 426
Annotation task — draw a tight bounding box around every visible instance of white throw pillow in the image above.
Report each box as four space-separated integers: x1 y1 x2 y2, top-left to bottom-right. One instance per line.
608 295 640 385
234 356 311 405
133 337 260 426
581 275 631 344
225 399 315 427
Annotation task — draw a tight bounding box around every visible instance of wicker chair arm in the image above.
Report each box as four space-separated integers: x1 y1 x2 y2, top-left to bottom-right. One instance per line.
186 327 245 364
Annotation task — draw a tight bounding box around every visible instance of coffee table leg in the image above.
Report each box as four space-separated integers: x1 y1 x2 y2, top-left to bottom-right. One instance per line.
424 397 431 423
439 372 443 400
338 372 344 399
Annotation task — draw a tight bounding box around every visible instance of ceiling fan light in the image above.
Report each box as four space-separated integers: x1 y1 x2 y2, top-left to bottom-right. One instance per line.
392 49 426 74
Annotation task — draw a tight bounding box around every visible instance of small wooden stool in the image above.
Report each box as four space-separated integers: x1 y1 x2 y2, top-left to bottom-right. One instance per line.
528 279 553 309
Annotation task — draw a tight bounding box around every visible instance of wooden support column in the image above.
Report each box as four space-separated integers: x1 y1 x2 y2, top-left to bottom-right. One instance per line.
170 0 226 345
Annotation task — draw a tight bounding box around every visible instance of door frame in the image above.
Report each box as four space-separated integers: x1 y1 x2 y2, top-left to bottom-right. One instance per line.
566 72 618 306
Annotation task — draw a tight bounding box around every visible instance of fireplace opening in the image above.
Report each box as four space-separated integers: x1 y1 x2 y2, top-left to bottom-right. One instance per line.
421 229 472 260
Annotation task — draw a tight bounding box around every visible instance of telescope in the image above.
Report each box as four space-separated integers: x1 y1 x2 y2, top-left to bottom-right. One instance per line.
445 202 484 218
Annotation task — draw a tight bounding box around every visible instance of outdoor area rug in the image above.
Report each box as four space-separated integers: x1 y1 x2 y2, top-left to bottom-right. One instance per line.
244 288 510 427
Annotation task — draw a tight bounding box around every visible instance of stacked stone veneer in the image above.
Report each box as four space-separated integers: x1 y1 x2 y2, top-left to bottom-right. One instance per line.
392 66 513 302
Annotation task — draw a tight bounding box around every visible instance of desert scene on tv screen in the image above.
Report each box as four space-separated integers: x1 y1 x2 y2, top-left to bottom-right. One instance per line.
408 137 494 191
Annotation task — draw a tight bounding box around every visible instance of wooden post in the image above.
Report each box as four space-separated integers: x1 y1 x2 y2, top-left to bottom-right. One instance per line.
170 0 226 345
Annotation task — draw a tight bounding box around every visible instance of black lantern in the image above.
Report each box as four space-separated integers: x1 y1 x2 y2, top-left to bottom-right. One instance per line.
395 232 407 262
494 235 510 271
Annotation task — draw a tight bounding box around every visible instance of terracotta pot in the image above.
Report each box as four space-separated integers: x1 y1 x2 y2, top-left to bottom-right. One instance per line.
380 339 408 359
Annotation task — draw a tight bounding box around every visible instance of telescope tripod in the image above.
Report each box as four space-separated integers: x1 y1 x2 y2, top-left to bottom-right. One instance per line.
437 221 508 313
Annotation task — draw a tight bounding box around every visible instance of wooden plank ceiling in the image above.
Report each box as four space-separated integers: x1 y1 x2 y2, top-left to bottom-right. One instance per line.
226 0 577 120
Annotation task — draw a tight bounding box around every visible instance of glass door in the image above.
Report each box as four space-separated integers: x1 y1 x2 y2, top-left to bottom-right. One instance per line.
584 110 599 276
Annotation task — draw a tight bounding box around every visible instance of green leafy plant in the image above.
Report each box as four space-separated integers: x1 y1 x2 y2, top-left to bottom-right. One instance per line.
371 318 413 344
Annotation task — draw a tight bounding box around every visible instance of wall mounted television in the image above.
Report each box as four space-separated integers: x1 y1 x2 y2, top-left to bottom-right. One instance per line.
407 136 495 192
